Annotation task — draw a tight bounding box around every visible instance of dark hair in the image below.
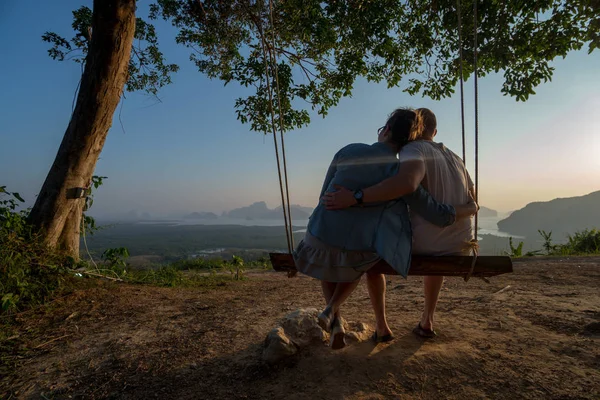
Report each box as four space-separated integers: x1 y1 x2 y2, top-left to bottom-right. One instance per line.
416 108 437 136
385 108 423 146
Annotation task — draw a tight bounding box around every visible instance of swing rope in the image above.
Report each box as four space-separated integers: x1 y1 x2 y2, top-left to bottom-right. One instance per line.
464 0 481 282
456 0 467 164
258 11 292 254
473 0 480 240
267 0 295 248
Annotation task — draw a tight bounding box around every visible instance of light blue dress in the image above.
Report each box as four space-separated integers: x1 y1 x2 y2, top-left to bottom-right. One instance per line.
294 142 456 281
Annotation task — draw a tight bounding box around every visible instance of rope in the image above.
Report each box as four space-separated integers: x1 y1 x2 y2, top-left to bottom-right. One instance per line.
473 0 480 243
465 0 481 283
258 15 292 254
463 239 480 282
81 213 98 270
268 0 295 248
81 181 98 269
456 0 466 164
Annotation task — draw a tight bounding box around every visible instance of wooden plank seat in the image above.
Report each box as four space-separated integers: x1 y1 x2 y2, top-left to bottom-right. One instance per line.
269 252 513 278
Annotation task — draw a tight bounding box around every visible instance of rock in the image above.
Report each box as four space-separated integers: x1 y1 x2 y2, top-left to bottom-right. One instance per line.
262 308 373 364
262 327 297 364
279 308 326 347
345 322 371 343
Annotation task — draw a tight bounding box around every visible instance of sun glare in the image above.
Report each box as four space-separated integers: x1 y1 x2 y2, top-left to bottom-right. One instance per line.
584 114 600 173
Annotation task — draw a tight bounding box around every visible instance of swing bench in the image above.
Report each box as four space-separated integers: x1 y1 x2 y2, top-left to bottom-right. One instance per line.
269 253 513 279
260 0 513 281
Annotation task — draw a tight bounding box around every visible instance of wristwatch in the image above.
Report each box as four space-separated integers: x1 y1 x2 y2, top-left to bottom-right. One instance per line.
353 189 364 205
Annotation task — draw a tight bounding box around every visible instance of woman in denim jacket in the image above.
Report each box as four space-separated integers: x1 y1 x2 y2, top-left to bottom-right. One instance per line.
293 108 476 349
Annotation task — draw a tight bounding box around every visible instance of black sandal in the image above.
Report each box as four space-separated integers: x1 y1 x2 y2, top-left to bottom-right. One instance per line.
371 331 394 343
412 323 437 338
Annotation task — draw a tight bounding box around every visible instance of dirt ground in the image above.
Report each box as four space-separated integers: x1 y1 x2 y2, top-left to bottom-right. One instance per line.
2 257 599 399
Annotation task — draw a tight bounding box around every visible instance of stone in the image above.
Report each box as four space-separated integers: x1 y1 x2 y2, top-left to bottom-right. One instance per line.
262 327 297 364
345 322 371 343
262 308 373 364
279 308 326 347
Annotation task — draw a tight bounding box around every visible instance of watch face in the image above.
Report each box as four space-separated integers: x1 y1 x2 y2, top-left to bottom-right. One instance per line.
354 190 363 199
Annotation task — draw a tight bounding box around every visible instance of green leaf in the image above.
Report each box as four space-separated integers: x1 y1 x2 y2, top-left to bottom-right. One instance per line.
44 7 177 95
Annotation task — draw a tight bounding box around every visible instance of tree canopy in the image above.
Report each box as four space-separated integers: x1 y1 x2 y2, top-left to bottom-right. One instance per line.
46 0 599 132
43 6 179 96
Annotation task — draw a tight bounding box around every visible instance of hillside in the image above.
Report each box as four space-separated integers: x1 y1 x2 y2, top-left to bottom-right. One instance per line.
3 257 599 399
497 191 600 240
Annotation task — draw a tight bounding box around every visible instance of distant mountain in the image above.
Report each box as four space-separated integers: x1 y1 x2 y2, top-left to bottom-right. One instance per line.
224 201 313 220
184 212 218 220
497 190 600 240
126 210 139 220
479 206 497 218
225 202 270 219
118 210 153 220
274 204 314 218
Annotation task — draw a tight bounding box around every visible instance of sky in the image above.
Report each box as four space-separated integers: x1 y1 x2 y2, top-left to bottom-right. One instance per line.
1 1 599 219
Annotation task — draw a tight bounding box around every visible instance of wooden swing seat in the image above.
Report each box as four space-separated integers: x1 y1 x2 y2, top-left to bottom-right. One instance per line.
269 252 513 278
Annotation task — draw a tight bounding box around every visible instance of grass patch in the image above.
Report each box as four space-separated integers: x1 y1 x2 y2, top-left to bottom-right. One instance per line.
88 249 271 286
170 256 270 271
125 266 242 287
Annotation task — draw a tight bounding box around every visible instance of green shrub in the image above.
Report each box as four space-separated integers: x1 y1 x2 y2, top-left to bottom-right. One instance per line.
228 255 245 280
563 229 600 255
101 247 130 277
0 187 73 313
506 229 600 259
506 237 524 257
538 230 558 255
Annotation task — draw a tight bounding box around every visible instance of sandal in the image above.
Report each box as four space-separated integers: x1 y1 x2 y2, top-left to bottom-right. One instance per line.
318 308 334 333
330 317 346 350
371 331 394 343
412 323 437 338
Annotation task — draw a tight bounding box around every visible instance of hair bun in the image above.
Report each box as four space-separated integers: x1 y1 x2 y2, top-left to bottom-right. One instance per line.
386 108 423 146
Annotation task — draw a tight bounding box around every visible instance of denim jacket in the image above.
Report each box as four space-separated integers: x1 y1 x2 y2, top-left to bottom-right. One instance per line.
307 142 456 277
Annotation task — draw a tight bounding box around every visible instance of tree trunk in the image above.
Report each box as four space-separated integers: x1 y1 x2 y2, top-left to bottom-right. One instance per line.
28 0 136 259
